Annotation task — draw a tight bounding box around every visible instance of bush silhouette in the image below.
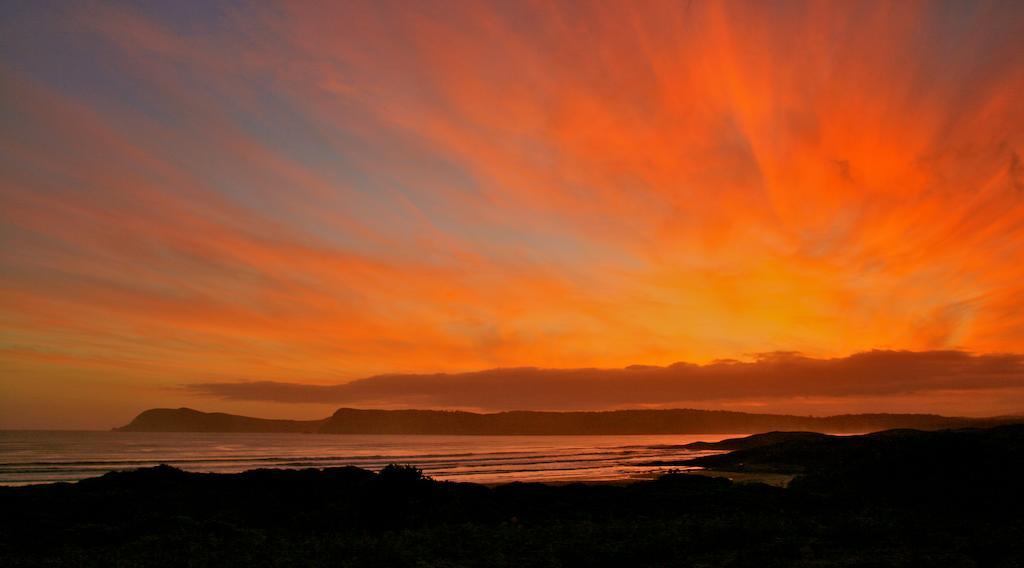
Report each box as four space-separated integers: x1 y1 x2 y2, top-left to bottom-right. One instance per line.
377 463 426 483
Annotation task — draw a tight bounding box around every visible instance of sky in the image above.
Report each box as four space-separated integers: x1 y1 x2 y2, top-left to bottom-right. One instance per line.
2 0 1024 429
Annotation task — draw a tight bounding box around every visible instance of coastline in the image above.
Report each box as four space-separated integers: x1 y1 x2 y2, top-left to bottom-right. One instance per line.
3 425 1024 566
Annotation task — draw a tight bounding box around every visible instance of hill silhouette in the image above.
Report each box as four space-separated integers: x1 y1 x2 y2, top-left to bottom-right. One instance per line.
116 406 1024 434
115 407 322 433
677 425 1024 499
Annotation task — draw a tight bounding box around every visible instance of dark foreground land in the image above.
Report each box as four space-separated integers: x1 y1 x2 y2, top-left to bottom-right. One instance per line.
4 426 1024 567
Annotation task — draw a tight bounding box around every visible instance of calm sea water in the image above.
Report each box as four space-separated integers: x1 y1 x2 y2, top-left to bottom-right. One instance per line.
0 431 732 486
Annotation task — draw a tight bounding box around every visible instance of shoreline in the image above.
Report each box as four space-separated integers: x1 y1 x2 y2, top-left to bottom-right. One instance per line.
4 425 1023 566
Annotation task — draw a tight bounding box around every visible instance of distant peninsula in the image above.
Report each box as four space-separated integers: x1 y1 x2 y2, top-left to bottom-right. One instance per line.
115 407 1024 435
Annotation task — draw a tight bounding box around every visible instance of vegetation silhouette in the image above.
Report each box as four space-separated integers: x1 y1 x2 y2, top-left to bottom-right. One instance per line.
2 425 1024 566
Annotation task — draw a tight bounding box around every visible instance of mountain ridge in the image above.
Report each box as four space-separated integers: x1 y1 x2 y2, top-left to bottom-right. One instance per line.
115 407 1024 435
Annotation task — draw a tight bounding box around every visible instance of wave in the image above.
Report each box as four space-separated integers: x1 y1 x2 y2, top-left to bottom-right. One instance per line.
0 431 727 485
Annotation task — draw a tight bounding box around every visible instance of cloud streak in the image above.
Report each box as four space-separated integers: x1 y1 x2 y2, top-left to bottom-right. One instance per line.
186 350 1024 412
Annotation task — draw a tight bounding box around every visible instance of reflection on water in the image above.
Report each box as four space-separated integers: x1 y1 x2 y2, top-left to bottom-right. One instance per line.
0 431 732 486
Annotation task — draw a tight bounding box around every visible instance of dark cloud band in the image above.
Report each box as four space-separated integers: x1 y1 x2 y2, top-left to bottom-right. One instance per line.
185 350 1024 410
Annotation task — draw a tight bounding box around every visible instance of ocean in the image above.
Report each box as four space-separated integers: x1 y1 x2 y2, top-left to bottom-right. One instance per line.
0 431 732 486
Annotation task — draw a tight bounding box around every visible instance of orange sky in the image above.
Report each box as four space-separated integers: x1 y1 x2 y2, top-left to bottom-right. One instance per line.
2 1 1024 428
